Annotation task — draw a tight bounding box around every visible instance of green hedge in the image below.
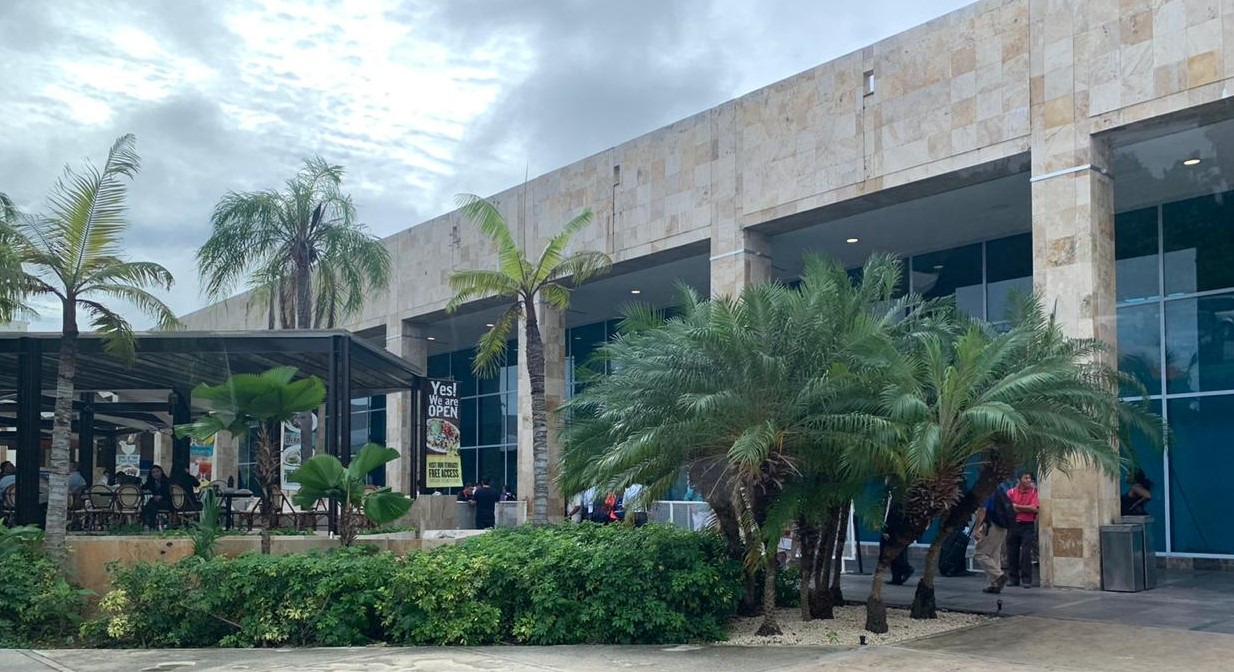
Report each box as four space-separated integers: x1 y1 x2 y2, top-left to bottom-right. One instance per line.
0 546 90 647
83 524 741 648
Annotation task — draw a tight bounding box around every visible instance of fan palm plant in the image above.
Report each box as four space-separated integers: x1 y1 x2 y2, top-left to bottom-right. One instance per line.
175 367 326 554
447 194 611 525
289 442 413 546
197 157 390 330
560 254 916 636
0 135 179 565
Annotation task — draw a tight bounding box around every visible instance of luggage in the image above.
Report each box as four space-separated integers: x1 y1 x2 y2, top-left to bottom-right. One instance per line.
938 528 972 577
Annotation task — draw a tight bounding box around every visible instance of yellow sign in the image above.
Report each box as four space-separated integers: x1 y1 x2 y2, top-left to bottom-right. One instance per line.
426 454 463 488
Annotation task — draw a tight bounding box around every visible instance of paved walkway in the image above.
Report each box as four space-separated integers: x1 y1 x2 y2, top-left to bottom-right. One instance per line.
9 616 1234 672
839 567 1234 633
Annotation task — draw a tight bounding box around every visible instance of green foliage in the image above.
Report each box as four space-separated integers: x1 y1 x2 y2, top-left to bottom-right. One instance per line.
176 367 326 441
378 550 502 645
289 443 413 546
85 525 738 648
0 518 45 560
190 488 224 559
775 564 802 608
0 545 90 647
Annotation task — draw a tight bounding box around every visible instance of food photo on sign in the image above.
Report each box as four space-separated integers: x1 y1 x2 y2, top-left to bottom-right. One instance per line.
424 379 463 488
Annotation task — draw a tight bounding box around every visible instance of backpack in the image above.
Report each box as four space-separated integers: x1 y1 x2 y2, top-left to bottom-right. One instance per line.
989 484 1016 529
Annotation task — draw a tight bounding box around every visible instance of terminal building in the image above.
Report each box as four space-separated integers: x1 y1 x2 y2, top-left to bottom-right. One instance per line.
183 0 1234 586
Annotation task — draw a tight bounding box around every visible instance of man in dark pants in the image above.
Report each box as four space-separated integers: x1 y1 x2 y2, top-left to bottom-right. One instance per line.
470 478 500 529
1005 470 1040 588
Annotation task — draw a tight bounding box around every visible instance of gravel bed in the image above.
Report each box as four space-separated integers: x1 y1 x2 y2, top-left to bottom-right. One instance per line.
722 605 989 647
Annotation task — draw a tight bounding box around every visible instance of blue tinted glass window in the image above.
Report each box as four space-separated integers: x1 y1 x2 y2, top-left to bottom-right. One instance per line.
459 448 477 486
986 234 1032 323
1118 303 1162 396
459 398 477 448
1164 293 1234 394
911 243 983 317
450 350 476 397
1115 207 1160 303
1124 400 1165 553
1163 192 1234 296
1166 395 1234 555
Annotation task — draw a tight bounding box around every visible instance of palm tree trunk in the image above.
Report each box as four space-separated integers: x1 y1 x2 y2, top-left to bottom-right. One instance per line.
256 424 280 555
45 317 79 567
523 298 550 526
266 292 275 330
865 559 890 634
910 535 946 619
830 502 850 606
279 278 295 329
796 518 817 621
756 548 782 636
810 509 840 620
295 252 312 330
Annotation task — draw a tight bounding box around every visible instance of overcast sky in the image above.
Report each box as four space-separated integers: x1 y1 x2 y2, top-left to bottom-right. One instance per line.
1 0 972 330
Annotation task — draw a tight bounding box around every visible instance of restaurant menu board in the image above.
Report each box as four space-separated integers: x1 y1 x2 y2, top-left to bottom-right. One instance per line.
189 437 214 486
115 439 140 479
424 379 463 488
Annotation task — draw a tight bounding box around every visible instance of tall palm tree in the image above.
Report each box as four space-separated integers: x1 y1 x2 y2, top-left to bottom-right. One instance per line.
0 192 29 321
197 157 390 330
447 194 611 526
560 255 915 636
0 135 179 565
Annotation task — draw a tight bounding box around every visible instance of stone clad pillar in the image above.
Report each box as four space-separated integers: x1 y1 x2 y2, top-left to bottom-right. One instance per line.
386 321 427 495
710 229 772 299
518 299 567 523
1029 0 1120 588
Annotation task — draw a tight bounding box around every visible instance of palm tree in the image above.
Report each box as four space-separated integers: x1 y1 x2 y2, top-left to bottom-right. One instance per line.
197 157 390 330
0 135 179 565
289 442 413 546
858 295 1163 631
176 367 326 554
446 194 611 525
559 255 915 636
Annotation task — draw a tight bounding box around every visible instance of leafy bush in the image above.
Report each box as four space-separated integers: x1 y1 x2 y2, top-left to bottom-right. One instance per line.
86 524 741 648
0 542 91 647
456 524 740 644
776 564 802 608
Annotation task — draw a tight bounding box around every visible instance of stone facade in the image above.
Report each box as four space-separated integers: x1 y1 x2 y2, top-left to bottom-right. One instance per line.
182 0 1234 588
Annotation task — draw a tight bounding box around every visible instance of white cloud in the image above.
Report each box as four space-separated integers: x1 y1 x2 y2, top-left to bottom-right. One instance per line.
1 0 972 331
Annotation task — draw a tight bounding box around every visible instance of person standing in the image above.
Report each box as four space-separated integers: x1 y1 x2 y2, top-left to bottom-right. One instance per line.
1005 470 1040 588
624 483 647 526
470 478 500 529
974 480 1014 593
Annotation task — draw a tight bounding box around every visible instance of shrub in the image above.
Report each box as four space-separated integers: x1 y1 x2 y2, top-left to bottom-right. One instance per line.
776 564 802 608
86 524 741 648
0 545 90 647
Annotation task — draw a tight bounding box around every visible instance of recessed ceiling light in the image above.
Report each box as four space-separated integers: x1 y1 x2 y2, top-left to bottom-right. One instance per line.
846 237 859 244
1183 158 1202 166
485 323 494 327
630 289 641 294
933 264 944 270
426 336 436 341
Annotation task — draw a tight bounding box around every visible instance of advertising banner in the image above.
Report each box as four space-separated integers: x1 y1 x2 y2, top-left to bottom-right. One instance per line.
115 439 140 480
424 379 463 489
280 419 303 493
189 436 214 486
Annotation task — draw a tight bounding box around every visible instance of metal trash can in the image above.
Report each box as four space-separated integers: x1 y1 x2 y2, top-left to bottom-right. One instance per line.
1101 523 1147 592
1120 515 1157 589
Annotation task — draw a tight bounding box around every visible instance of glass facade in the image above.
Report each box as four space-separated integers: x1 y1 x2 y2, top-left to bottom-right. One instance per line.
1115 191 1234 556
427 343 519 494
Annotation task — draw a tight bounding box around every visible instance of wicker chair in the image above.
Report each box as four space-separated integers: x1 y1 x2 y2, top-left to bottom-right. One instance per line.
169 484 200 527
0 485 14 520
86 484 116 531
113 484 142 527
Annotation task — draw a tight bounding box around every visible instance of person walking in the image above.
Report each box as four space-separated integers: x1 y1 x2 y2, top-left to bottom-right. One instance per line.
974 480 1015 593
469 478 500 529
1005 470 1040 588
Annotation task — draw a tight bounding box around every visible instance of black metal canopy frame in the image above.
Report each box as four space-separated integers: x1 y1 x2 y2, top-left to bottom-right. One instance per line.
0 330 423 526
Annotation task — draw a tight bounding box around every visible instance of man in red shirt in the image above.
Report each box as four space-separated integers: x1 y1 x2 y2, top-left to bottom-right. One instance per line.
1005 470 1040 588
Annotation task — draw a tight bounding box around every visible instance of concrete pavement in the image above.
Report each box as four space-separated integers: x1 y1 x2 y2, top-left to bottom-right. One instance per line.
10 616 1234 672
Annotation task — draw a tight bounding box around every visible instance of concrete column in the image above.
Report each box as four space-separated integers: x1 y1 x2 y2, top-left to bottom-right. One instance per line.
517 299 567 523
153 432 172 472
710 229 772 299
1029 1 1120 588
386 320 427 495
